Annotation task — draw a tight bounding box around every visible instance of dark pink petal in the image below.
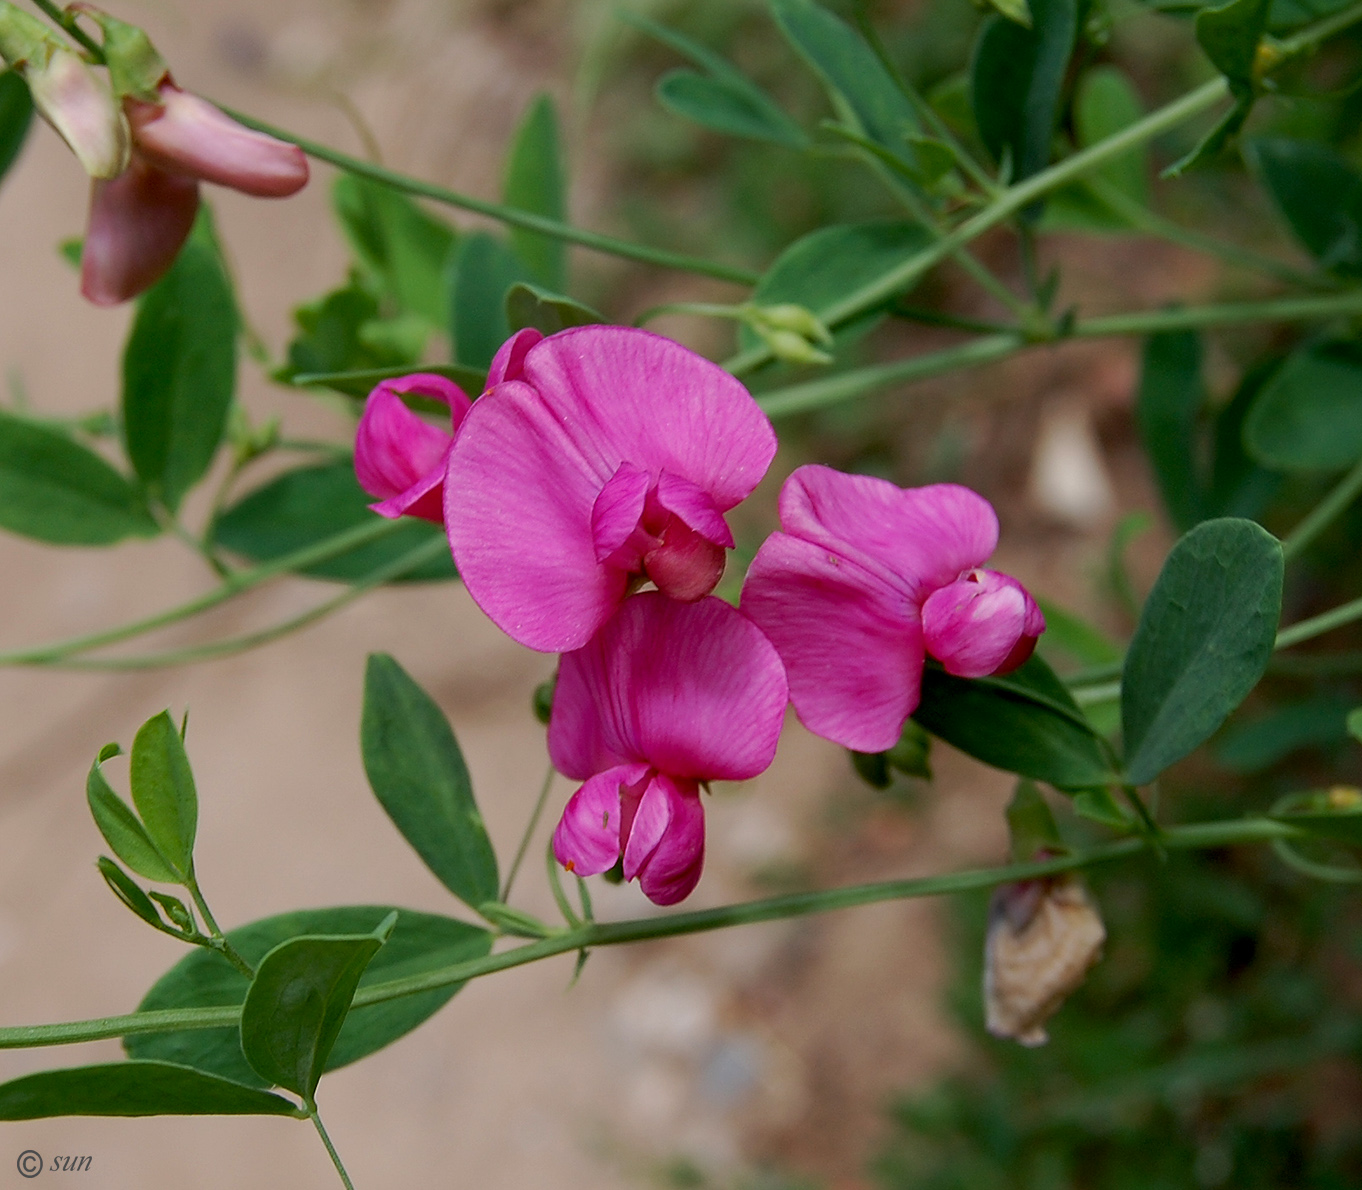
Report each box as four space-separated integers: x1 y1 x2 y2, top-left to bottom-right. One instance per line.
654 471 734 548
448 379 629 652
592 462 651 564
548 593 788 782
643 519 726 602
922 569 1045 678
742 532 923 753
486 328 543 387
552 763 650 877
632 774 705 906
778 466 999 606
355 384 455 523
80 158 199 306
126 86 308 198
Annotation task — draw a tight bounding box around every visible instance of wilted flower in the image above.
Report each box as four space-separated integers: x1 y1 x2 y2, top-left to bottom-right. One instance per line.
984 874 1105 1046
354 374 473 524
740 465 1044 753
445 326 777 652
549 593 788 905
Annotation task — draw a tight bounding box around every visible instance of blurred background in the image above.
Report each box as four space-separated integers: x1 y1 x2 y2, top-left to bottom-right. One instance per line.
1 0 1361 1186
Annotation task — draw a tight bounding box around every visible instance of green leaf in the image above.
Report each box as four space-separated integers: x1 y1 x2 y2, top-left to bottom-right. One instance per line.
505 282 603 336
121 234 237 512
1272 788 1362 845
1243 340 1362 472
970 0 1077 186
239 913 396 1100
362 654 499 909
1005 780 1064 861
0 69 33 187
288 362 487 400
333 175 456 326
1071 786 1133 829
212 460 456 584
96 856 167 931
86 758 178 884
0 411 158 545
739 220 933 353
129 711 197 879
0 1062 300 1119
989 0 1034 25
625 11 808 149
1137 330 1206 531
1348 707 1362 742
769 0 920 163
278 281 418 386
1035 599 1122 669
476 901 554 939
1121 518 1283 785
1206 358 1281 519
503 94 567 290
1196 0 1271 85
912 656 1116 790
1248 138 1362 277
449 233 534 371
128 906 492 1087
1215 697 1352 772
1161 90 1255 178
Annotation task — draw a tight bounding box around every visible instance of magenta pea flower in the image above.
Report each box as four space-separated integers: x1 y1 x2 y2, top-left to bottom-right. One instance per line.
444 326 777 652
549 593 788 906
354 374 474 524
740 465 1044 754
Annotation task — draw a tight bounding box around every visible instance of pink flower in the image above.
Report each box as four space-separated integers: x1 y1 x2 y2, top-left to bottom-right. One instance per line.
549 593 788 905
444 326 777 652
354 374 474 524
740 465 1044 754
82 80 308 306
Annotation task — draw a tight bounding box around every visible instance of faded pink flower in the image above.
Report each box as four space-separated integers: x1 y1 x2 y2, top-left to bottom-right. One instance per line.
444 326 777 652
82 80 308 306
355 374 474 524
550 593 788 906
740 465 1043 754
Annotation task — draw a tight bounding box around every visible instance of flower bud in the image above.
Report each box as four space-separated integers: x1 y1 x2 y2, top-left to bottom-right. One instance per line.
984 874 1105 1046
751 302 834 345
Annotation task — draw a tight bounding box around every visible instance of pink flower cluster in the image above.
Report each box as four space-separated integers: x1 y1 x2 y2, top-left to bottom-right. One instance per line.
355 326 1043 905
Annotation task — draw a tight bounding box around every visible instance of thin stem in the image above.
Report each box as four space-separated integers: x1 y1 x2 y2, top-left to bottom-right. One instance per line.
36 536 450 670
890 304 1017 335
310 1109 357 1190
0 815 1305 1051
184 869 254 979
1275 0 1362 55
1075 288 1362 337
1276 594 1362 650
0 517 404 666
28 0 103 57
1282 454 1362 561
220 109 759 287
501 764 556 902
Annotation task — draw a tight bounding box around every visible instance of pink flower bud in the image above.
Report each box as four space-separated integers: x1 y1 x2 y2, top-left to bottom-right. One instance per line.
26 46 129 179
126 83 307 198
921 569 1046 678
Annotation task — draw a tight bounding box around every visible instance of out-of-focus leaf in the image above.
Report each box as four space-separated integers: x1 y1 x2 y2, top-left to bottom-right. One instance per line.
1121 519 1283 785
503 94 567 290
0 411 157 545
122 235 237 512
1137 330 1205 531
1162 92 1255 177
278 281 412 386
0 69 34 187
1006 780 1064 861
1206 358 1282 519
213 460 456 584
289 363 487 401
1216 698 1352 772
449 233 534 371
1244 340 1362 472
504 282 603 336
971 0 1077 186
127 906 493 1087
1249 138 1362 277
1196 0 1271 84
86 755 179 884
1035 599 1123 669
97 856 168 931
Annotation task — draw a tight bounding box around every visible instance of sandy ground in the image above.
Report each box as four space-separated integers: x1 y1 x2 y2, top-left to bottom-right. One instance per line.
0 1 1173 1186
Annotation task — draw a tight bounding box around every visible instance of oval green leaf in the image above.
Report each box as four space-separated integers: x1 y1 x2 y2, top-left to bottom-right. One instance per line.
87 759 179 884
912 656 1115 790
503 93 567 290
0 1062 300 1119
213 460 456 584
1137 330 1206 531
1249 138 1362 277
658 69 808 148
1243 340 1362 472
1121 518 1283 786
505 282 603 336
0 69 33 188
126 906 493 1087
362 654 499 909
121 235 238 512
129 711 197 879
0 411 158 545
449 232 534 370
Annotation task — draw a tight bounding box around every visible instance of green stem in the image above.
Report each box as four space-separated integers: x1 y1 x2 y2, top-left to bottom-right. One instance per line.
1282 454 1362 561
220 109 758 287
310 1109 357 1190
28 0 103 57
1275 594 1362 650
0 517 404 667
0 816 1303 1051
1075 288 1362 337
35 536 449 670
501 764 556 902
1274 0 1362 55
184 869 255 979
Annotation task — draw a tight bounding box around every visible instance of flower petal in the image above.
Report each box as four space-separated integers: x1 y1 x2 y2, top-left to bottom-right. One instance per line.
127 86 308 198
552 763 650 877
654 471 734 548
486 328 543 387
742 531 923 753
633 774 705 906
922 569 1046 678
355 383 455 521
80 158 199 306
778 466 999 605
548 593 789 782
592 462 651 564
